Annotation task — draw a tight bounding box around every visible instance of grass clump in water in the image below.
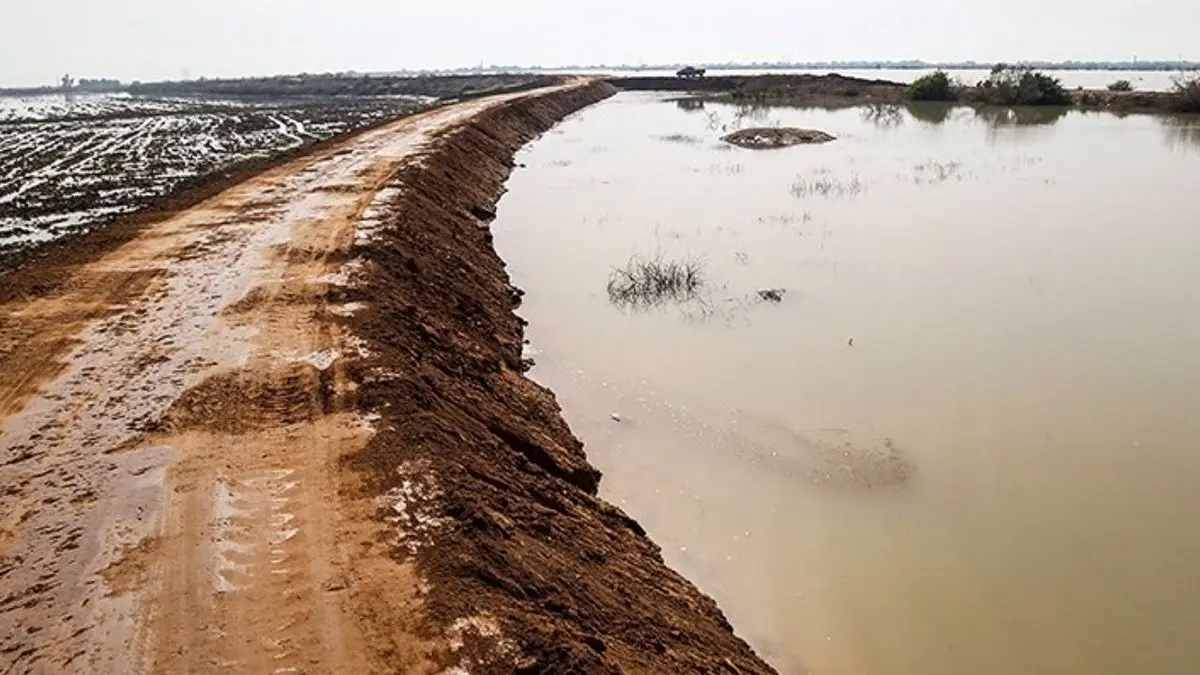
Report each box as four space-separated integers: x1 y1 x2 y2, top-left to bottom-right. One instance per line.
607 254 706 308
657 133 704 144
913 160 963 184
790 174 865 199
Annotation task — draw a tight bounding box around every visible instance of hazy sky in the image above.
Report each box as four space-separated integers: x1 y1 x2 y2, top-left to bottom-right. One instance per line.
1 0 1196 86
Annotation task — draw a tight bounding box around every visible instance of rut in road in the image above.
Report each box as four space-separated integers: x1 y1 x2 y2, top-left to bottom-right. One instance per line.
0 88 553 675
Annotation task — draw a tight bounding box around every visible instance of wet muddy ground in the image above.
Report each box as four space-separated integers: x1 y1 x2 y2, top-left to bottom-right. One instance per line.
493 93 1200 674
0 82 776 675
0 93 430 260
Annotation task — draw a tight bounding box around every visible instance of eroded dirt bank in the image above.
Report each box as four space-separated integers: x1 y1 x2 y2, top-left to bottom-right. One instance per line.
343 83 776 674
0 80 775 674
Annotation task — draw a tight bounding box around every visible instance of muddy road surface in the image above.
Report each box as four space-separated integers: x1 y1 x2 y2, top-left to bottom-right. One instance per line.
1 81 773 674
0 87 520 675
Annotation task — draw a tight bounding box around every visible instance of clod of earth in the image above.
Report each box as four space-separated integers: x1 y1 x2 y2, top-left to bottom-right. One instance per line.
722 127 836 149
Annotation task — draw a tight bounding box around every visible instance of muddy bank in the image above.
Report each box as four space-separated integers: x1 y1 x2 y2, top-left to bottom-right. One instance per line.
344 80 775 673
1071 87 1185 113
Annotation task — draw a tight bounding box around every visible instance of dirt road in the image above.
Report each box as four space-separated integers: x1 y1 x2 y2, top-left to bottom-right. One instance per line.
2 80 775 675
0 86 554 675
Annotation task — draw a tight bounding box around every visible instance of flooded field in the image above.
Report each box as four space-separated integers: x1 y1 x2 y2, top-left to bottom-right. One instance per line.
492 93 1200 674
0 93 428 259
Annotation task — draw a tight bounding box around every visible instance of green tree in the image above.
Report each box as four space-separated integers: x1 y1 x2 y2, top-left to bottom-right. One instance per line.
907 70 956 101
975 64 1071 106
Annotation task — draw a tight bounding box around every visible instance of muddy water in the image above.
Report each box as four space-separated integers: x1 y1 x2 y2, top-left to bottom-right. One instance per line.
492 93 1200 674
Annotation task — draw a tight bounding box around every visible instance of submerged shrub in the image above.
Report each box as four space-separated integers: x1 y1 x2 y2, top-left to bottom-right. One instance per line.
907 70 956 101
1107 79 1134 92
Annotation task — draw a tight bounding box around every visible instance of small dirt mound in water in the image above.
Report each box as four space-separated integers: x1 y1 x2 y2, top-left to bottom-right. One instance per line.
722 127 835 149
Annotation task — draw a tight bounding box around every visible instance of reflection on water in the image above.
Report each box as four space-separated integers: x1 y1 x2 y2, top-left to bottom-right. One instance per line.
1161 115 1200 152
710 98 1072 130
904 101 954 124
493 93 1200 675
972 104 1069 127
859 103 905 127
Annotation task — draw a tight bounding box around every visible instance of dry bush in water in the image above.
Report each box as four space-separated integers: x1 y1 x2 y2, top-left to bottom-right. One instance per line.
912 160 963 184
757 212 812 226
790 174 866 199
607 254 706 308
657 133 704 144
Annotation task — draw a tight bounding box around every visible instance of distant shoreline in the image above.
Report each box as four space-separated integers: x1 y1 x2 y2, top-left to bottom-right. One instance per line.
4 61 1198 94
571 61 1200 72
610 73 1199 116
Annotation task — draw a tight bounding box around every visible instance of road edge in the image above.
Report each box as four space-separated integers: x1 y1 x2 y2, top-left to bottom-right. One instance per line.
343 81 778 672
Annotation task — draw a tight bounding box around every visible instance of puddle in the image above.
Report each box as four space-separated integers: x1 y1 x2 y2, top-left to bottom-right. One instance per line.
493 93 1200 674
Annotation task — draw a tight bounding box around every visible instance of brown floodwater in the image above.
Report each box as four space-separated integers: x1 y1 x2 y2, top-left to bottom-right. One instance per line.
492 93 1200 675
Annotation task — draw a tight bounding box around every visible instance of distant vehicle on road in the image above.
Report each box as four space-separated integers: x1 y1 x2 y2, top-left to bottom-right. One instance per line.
676 66 707 79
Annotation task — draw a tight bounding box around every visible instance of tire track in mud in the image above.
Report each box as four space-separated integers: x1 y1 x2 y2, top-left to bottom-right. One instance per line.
0 86 565 675
152 413 375 675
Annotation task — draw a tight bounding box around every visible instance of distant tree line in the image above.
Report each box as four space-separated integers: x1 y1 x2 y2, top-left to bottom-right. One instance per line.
907 65 1071 105
77 78 123 92
907 64 1200 112
497 60 1200 74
